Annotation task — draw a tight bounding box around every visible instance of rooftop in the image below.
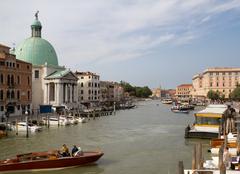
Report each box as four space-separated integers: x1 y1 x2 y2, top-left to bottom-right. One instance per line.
75 71 99 76
177 84 193 88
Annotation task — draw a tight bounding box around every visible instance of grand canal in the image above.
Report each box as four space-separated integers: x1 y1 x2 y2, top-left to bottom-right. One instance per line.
0 100 210 174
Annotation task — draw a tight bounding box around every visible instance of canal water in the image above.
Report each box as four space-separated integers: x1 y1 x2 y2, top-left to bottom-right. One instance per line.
0 100 210 174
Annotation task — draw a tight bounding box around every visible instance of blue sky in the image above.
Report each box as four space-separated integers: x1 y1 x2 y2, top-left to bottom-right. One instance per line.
1 0 240 89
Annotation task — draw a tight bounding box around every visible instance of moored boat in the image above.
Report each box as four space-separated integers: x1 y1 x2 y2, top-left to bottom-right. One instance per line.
11 122 42 132
162 99 173 104
0 150 104 172
185 104 228 139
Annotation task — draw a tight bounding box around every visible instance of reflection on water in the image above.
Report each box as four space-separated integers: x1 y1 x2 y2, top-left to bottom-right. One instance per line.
0 100 210 174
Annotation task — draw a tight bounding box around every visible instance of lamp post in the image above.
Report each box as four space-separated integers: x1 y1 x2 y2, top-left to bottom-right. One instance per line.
25 110 29 138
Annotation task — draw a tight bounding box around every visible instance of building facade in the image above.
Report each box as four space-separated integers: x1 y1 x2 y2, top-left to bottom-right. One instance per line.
113 83 124 102
161 89 176 99
151 88 161 98
75 71 100 105
15 13 78 112
192 67 240 99
0 44 32 117
176 84 193 101
100 81 114 102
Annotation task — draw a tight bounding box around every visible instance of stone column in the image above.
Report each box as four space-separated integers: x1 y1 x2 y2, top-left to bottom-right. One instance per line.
59 83 63 104
55 83 58 105
69 84 72 103
65 83 68 102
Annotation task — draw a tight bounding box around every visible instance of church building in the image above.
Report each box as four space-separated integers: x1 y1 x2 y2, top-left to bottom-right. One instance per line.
15 12 78 113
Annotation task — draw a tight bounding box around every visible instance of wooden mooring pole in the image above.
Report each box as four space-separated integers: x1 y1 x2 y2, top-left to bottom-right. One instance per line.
178 161 184 174
192 144 196 170
219 144 226 174
196 143 203 169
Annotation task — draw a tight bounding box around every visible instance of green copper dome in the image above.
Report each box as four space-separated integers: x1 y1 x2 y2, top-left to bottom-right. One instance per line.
15 37 58 66
31 19 42 27
15 12 58 66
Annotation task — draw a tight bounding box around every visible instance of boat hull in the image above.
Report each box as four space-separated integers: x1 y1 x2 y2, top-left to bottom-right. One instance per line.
0 151 103 172
185 128 218 139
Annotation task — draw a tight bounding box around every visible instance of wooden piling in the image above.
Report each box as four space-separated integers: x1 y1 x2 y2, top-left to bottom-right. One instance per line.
15 119 18 135
196 143 203 169
58 114 60 127
178 161 184 174
219 144 226 174
26 115 29 138
47 114 50 128
192 144 196 170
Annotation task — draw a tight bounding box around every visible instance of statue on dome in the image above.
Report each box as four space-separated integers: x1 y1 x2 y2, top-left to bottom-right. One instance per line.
35 11 39 20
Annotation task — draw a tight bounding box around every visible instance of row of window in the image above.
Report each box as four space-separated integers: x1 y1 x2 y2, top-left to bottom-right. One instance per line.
80 75 99 80
79 90 100 95
178 88 191 91
0 90 31 100
79 96 100 101
177 92 190 95
209 72 240 76
210 76 239 81
80 82 100 88
0 61 30 70
209 82 239 87
0 74 31 85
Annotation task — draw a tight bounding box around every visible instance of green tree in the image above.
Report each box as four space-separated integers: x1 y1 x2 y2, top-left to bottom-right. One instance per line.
230 84 240 101
120 81 152 98
207 90 220 100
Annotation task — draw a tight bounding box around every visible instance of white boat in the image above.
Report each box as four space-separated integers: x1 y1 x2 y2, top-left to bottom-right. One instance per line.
185 104 228 139
162 99 173 104
12 122 42 132
42 116 71 126
65 116 79 124
59 116 72 126
76 117 87 123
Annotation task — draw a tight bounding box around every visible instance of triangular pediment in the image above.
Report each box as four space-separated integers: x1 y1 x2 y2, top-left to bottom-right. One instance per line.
45 69 78 80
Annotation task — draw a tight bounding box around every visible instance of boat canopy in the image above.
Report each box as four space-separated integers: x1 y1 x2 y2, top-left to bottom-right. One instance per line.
195 104 227 118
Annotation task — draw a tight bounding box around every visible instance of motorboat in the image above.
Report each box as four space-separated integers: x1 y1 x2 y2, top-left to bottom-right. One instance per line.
59 116 72 126
42 116 71 126
171 109 189 114
42 117 59 126
0 150 104 172
66 116 79 124
171 105 189 114
12 122 42 132
76 117 87 123
185 104 228 139
162 99 173 104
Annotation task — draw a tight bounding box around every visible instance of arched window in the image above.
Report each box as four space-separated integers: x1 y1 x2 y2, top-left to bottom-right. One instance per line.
7 75 10 85
11 75 14 85
17 90 20 99
0 90 3 100
7 90 10 99
11 91 14 99
0 74 3 84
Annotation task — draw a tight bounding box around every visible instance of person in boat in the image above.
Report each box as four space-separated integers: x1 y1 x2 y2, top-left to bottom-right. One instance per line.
61 144 70 157
71 145 78 156
223 147 231 169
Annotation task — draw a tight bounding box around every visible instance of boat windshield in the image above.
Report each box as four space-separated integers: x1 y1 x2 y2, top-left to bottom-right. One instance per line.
195 116 221 125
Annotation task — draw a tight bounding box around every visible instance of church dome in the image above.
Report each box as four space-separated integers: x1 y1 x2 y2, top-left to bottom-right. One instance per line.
15 12 58 66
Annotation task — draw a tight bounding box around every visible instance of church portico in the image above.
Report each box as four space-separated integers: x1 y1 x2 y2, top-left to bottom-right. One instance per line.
44 70 78 109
